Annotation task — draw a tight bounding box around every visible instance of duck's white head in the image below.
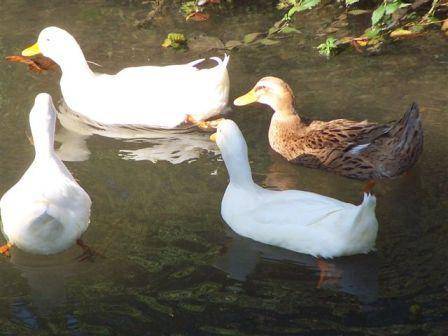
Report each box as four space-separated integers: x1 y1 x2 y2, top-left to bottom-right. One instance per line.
22 27 88 71
210 119 253 185
234 77 296 116
211 119 247 159
29 93 57 157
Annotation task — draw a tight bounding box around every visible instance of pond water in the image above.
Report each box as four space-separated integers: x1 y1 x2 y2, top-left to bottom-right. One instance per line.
0 0 447 335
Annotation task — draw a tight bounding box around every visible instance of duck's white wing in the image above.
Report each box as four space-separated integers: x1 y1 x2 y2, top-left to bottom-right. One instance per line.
245 189 355 228
69 56 229 128
116 58 204 77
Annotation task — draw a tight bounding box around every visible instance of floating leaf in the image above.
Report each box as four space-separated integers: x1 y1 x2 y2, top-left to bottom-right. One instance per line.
441 19 448 32
324 27 339 34
390 28 421 39
189 35 224 52
224 40 243 50
162 33 187 50
268 26 281 35
332 20 348 28
346 0 360 5
243 32 264 44
259 38 280 46
348 9 370 15
279 26 301 34
186 12 210 21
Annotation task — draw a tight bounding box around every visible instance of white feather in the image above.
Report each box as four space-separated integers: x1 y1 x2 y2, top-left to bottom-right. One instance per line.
0 94 91 255
34 27 230 129
216 120 379 259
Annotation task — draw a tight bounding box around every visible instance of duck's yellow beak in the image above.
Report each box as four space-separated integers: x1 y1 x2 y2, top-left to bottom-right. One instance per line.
22 42 41 57
234 88 257 106
210 133 217 142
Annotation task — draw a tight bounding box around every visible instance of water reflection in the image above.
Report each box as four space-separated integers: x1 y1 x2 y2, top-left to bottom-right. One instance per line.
7 247 92 334
56 101 218 164
214 230 378 304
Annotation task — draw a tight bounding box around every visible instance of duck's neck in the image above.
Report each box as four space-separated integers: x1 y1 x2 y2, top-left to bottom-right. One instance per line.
58 47 93 78
222 149 255 188
31 119 56 161
272 100 301 121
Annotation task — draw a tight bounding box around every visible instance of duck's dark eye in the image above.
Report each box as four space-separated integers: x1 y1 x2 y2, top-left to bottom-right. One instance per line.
255 85 267 91
46 38 50 42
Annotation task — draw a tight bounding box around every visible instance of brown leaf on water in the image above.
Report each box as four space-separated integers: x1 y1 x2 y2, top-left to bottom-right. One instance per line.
442 19 448 34
6 55 56 73
186 12 210 22
390 29 420 39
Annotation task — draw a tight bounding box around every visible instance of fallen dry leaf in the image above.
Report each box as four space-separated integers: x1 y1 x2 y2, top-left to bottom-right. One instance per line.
442 19 448 34
186 12 210 22
390 29 417 39
6 55 56 73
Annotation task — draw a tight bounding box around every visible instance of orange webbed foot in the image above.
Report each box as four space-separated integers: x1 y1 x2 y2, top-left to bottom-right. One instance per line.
363 180 376 194
0 243 13 257
76 239 103 262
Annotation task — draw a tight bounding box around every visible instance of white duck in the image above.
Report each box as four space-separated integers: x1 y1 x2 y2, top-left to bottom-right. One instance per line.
22 27 230 129
210 119 379 258
0 94 91 255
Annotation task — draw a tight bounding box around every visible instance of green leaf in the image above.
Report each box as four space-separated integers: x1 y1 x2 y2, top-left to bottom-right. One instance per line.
224 40 243 50
372 4 386 26
243 32 264 44
161 33 187 49
268 26 281 35
346 0 360 5
365 27 381 38
297 0 320 12
259 38 280 46
385 2 400 15
287 6 298 18
280 26 301 34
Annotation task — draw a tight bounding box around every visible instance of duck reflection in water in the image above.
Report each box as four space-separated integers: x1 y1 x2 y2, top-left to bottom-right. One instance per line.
55 100 219 164
214 231 379 304
6 247 92 334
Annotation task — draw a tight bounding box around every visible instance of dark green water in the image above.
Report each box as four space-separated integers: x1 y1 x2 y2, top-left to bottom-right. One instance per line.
0 1 447 335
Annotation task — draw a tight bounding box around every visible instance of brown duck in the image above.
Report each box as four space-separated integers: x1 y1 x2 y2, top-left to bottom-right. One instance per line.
234 77 423 181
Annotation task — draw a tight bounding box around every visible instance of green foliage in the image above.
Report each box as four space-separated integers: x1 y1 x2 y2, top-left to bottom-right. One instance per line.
276 0 445 57
181 1 198 15
161 33 187 50
280 0 321 21
317 37 338 57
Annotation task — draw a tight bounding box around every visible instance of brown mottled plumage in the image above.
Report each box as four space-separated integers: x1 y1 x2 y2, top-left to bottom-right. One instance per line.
234 77 423 181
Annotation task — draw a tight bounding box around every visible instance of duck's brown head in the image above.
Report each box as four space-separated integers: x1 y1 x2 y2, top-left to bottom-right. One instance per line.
234 77 295 115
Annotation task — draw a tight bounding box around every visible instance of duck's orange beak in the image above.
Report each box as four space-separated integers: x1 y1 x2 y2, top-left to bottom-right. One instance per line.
210 133 217 142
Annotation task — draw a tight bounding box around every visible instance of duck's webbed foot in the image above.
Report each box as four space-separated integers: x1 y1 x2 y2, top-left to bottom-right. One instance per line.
197 118 225 132
0 242 13 257
184 115 224 132
76 239 103 262
363 180 376 194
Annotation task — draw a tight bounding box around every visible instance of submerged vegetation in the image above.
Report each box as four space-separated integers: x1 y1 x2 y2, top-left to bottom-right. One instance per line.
136 0 447 57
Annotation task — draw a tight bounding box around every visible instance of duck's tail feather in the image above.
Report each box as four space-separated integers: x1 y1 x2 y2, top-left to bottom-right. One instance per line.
361 193 376 211
210 54 230 68
188 54 230 71
393 102 423 151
